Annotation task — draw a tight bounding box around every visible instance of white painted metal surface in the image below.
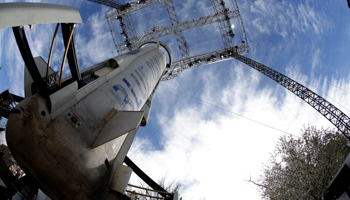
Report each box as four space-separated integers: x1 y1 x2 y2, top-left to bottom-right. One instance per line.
6 44 170 200
94 67 115 77
49 81 77 113
140 93 154 126
0 3 82 29
109 164 133 194
173 191 179 200
24 57 56 98
92 111 144 148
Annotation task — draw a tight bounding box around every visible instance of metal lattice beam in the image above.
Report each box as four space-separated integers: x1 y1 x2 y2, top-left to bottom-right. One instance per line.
107 14 137 52
107 13 120 51
119 14 138 51
112 10 241 53
211 0 235 49
104 0 249 80
232 52 350 140
88 0 165 17
86 0 123 8
162 0 248 80
161 46 247 80
106 0 168 17
164 0 190 64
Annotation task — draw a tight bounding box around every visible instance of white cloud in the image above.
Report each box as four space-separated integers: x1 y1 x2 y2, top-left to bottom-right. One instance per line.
75 11 116 69
1 1 349 200
251 18 269 34
311 48 321 75
128 57 350 199
246 0 330 39
3 28 25 96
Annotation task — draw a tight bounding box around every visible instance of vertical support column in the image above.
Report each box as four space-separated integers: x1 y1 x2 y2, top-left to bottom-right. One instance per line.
164 0 190 65
105 0 168 54
12 27 50 98
106 13 120 52
211 0 234 49
118 13 138 52
61 23 83 88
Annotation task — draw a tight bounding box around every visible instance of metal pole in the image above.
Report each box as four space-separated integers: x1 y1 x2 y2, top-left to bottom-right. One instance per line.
12 26 50 97
46 23 60 84
58 25 75 88
124 156 171 199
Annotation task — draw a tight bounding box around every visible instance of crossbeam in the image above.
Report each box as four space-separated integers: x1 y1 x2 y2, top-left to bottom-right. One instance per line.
164 0 190 65
106 0 168 17
161 45 247 80
102 0 250 80
211 0 235 49
112 10 240 53
87 0 123 8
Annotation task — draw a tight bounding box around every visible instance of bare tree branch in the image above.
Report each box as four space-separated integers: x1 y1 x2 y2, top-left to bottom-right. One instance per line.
248 126 350 200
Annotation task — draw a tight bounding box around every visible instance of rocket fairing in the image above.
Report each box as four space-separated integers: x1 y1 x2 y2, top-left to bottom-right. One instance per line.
6 44 171 200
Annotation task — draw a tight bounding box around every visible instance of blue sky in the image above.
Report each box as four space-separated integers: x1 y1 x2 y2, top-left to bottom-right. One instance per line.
1 0 350 199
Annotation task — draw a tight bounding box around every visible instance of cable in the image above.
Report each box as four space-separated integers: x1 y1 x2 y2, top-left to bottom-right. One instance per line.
130 61 231 156
248 55 350 95
163 85 300 138
130 60 301 156
246 55 350 114
129 83 204 157
261 82 303 126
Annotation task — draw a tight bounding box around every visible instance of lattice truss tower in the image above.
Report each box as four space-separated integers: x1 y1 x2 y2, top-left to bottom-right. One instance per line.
105 0 248 80
88 0 350 141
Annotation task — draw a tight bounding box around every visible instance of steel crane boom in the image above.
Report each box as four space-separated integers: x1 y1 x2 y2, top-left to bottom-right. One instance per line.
232 52 350 140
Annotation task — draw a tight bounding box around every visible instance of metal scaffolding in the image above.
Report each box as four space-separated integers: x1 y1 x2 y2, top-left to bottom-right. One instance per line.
232 52 350 139
86 0 123 8
102 0 249 80
116 13 138 51
162 45 247 80
164 0 190 65
211 0 234 49
112 10 241 53
106 0 167 16
89 0 350 156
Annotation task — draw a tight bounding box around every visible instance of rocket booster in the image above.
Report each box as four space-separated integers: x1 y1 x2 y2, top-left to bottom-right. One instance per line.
6 43 172 200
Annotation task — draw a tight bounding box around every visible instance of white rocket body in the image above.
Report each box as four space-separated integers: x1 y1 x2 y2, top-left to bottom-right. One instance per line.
6 46 167 200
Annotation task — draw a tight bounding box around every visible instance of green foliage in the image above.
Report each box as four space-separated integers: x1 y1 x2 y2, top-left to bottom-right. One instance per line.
251 126 350 200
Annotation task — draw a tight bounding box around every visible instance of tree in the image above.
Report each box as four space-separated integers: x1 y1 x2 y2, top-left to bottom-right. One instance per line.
127 175 182 200
249 126 350 200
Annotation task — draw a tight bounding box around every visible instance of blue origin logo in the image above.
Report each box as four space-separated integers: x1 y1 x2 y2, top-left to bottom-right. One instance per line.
110 54 162 110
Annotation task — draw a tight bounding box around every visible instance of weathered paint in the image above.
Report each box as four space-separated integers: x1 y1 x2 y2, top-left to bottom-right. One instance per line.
6 46 167 200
